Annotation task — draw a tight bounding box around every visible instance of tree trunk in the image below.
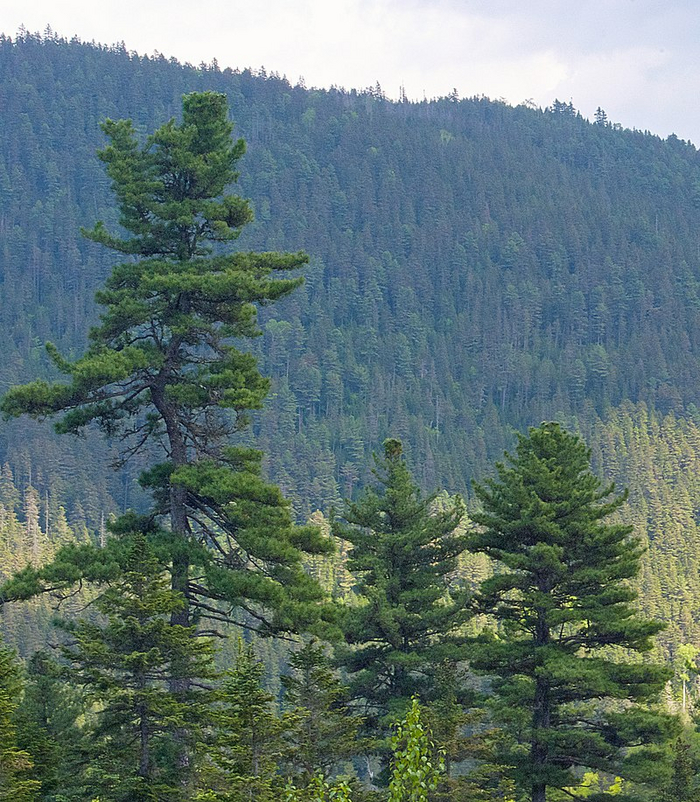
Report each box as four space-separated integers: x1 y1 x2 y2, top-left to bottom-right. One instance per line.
138 701 150 779
152 383 192 774
532 608 550 802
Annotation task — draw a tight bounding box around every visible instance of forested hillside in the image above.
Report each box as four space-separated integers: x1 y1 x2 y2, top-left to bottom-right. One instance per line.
3 31 700 656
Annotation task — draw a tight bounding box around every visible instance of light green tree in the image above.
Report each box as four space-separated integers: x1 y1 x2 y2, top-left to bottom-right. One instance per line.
0 640 40 801
387 698 444 802
676 643 699 712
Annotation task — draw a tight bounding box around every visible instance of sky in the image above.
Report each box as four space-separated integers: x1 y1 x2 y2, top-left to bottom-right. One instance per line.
5 0 700 144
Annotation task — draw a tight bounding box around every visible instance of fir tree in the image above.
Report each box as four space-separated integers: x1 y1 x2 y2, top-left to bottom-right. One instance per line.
662 736 700 802
281 640 362 785
15 652 86 801
469 422 675 802
59 533 216 801
0 639 40 801
198 640 286 802
333 439 470 749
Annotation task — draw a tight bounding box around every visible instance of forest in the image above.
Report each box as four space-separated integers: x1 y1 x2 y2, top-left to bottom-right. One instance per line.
2 29 700 801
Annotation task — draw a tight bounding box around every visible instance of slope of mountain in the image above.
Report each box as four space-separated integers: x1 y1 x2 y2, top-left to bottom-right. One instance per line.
2 31 700 654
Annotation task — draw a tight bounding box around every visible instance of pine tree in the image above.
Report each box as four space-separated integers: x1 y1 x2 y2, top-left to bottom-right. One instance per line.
281 640 362 785
59 533 216 801
0 92 332 633
198 640 286 802
333 439 471 747
469 422 675 802
0 639 40 801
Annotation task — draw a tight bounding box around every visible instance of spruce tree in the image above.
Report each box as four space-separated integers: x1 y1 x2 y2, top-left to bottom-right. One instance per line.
281 640 362 785
0 91 331 633
15 652 86 801
470 422 675 802
0 639 40 801
59 533 216 802
333 439 470 741
198 640 286 802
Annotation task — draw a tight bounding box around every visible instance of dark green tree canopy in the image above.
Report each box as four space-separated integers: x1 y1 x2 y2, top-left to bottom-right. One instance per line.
59 534 216 802
281 640 362 784
334 439 471 726
469 422 674 802
0 91 331 637
2 91 305 446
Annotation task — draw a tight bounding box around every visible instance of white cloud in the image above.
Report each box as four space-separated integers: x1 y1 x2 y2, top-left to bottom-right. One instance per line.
4 0 700 141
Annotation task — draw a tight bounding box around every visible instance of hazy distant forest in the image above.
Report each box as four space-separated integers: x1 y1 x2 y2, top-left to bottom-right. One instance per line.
3 29 700 802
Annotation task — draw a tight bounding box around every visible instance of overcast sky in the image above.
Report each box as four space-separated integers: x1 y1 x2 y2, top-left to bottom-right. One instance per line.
5 0 700 144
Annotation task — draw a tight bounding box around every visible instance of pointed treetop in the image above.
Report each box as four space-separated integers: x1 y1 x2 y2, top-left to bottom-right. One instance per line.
382 438 403 461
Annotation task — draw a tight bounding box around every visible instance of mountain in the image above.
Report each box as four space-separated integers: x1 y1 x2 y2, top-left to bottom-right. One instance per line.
2 30 700 655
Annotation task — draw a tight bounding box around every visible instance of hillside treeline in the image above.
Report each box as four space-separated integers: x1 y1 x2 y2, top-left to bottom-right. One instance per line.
2 32 700 801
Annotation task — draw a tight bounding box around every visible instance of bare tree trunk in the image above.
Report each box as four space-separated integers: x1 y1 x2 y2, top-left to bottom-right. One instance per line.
152 382 193 776
532 609 550 802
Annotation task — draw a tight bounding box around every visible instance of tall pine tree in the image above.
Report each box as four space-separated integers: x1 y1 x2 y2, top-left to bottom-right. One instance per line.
0 91 331 634
470 422 675 802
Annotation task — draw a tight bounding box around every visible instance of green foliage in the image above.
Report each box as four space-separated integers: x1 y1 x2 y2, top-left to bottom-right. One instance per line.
281 699 443 802
283 774 354 802
281 640 363 784
469 422 675 802
676 644 698 684
59 534 216 801
387 698 444 802
0 88 331 640
6 32 700 523
4 37 700 661
660 736 700 802
0 639 40 801
200 639 286 802
15 652 86 801
334 439 470 736
1 33 700 802
563 771 624 798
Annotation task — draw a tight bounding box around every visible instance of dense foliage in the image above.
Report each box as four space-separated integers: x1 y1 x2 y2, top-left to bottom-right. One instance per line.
3 28 700 802
3 31 700 505
470 423 674 802
333 439 470 741
2 34 700 663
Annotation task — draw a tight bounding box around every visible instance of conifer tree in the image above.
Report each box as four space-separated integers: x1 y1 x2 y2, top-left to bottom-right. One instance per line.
198 640 286 802
0 639 40 801
333 439 470 744
59 533 216 801
662 736 700 802
0 91 331 634
469 422 675 802
281 640 362 785
15 652 86 801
